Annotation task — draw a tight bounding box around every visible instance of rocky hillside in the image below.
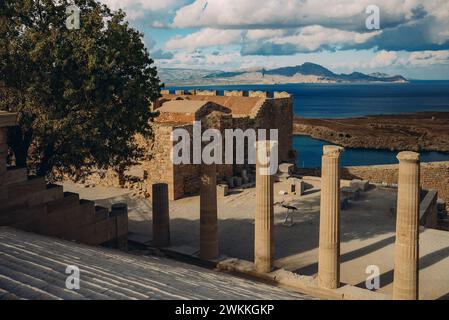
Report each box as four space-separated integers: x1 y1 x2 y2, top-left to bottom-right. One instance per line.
159 63 407 86
293 112 449 153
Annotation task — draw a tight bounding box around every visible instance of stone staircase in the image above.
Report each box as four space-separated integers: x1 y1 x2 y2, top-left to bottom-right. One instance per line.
0 111 127 249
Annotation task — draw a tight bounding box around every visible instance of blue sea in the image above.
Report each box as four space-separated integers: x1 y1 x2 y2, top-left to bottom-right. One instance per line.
168 81 449 167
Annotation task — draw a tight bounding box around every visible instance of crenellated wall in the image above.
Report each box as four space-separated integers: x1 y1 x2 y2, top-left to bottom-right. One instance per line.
144 90 295 200
224 90 248 97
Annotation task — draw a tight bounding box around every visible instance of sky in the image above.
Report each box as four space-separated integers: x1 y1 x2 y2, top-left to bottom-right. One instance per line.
99 0 449 79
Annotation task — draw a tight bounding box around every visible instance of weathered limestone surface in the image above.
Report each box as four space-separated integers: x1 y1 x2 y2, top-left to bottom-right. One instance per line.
152 183 170 247
200 164 219 260
196 90 218 96
393 151 420 300
224 90 248 97
254 141 276 273
318 145 344 289
297 161 449 212
147 92 293 200
249 91 271 98
218 258 388 300
0 227 312 300
217 184 229 198
287 177 305 195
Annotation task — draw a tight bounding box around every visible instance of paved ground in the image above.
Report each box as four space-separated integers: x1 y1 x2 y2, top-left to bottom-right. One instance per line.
0 227 313 300
62 180 449 300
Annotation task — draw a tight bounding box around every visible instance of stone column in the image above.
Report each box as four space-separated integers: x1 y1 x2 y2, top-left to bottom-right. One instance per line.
393 151 420 300
200 163 219 260
152 183 170 247
254 140 276 273
318 145 344 289
0 128 7 176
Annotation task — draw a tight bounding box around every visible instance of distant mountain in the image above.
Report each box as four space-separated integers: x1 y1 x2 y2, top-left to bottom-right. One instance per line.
264 63 336 78
369 72 392 78
159 62 408 86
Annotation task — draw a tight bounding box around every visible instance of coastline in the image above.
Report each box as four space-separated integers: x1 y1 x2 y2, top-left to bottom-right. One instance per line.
165 80 409 87
296 160 449 211
293 112 449 153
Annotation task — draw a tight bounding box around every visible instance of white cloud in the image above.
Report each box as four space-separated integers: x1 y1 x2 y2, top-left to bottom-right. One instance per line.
206 52 241 65
166 28 243 50
96 0 449 75
151 21 168 28
270 25 380 52
331 49 449 71
171 0 429 30
368 50 398 68
245 29 289 41
100 0 189 12
165 25 380 53
166 0 449 55
407 50 449 66
99 0 190 19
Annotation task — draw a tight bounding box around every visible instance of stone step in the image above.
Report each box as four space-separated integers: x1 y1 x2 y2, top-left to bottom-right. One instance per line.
0 203 46 230
79 199 95 213
29 192 80 237
77 199 96 225
79 199 96 223
0 183 64 213
46 192 80 214
2 176 47 201
64 199 102 239
0 167 27 186
29 184 64 207
93 206 109 223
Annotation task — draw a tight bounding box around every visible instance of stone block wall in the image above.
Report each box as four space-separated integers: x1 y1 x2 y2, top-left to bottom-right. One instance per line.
0 112 128 249
143 123 176 199
156 110 196 124
420 189 439 228
185 111 233 190
195 90 218 96
224 90 248 97
62 91 295 201
297 161 449 212
254 98 294 164
147 91 294 199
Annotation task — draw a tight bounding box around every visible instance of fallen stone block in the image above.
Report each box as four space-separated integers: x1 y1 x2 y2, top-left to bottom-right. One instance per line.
350 179 370 191
341 187 360 201
217 184 229 197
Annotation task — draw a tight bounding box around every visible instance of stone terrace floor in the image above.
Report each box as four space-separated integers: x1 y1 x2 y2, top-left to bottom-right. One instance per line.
0 227 313 300
62 180 449 300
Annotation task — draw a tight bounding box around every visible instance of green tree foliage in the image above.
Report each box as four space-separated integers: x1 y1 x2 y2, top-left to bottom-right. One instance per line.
0 0 160 177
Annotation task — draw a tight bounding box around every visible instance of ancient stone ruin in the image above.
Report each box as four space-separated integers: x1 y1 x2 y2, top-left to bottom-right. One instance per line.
0 93 445 300
0 111 128 249
145 90 294 200
145 135 429 300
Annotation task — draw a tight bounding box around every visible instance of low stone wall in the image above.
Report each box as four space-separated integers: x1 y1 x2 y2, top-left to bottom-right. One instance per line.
420 189 438 228
297 161 449 211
